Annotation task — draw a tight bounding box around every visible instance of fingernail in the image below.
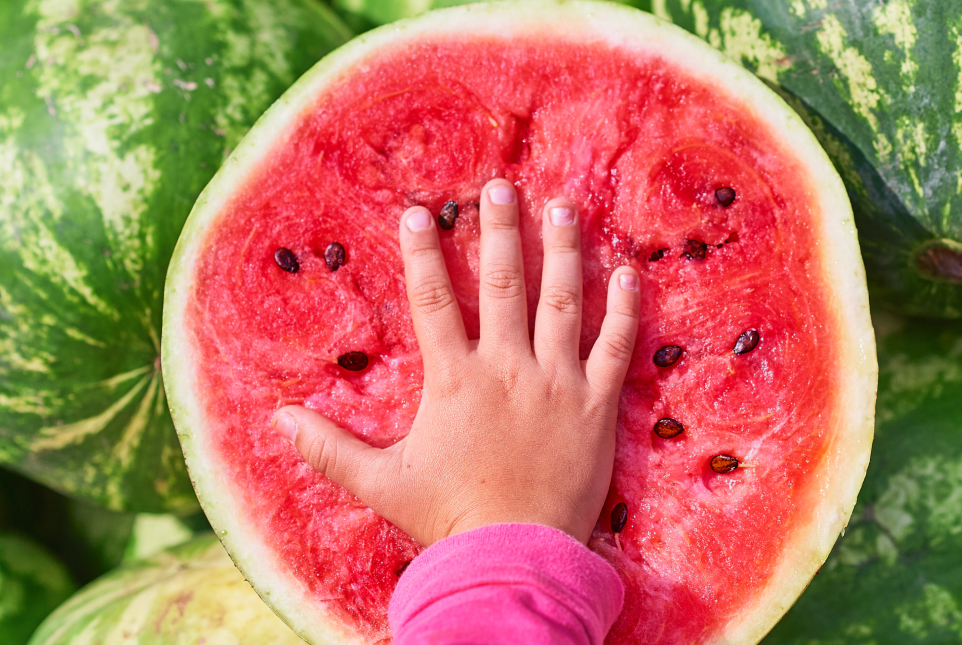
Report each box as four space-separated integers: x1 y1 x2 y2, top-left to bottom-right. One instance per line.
273 412 297 443
488 184 515 205
619 273 638 291
406 209 432 232
549 206 575 226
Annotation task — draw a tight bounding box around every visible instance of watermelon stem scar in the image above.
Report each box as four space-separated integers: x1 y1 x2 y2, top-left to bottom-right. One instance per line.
914 239 962 285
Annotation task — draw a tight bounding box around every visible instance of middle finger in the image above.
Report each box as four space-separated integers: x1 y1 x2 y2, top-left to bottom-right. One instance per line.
533 198 582 368
477 179 530 357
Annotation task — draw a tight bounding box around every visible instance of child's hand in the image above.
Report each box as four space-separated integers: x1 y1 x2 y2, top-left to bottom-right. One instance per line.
273 179 641 546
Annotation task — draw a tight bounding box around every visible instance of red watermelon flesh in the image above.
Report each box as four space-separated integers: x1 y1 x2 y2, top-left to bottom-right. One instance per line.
164 4 876 645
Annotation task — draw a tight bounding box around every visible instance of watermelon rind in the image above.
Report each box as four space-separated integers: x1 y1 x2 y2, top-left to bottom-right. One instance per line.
0 533 75 645
763 312 962 645
0 0 352 513
162 2 876 643
27 534 303 645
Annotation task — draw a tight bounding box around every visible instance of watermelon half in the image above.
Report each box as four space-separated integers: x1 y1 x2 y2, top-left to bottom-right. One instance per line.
162 2 877 643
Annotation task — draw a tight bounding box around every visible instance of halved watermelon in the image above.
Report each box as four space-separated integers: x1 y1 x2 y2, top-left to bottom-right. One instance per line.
162 2 877 643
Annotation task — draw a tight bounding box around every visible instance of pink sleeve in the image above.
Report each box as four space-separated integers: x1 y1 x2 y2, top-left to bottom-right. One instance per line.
388 523 624 645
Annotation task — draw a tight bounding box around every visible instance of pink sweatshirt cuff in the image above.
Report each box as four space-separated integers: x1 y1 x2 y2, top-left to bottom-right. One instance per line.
389 523 625 644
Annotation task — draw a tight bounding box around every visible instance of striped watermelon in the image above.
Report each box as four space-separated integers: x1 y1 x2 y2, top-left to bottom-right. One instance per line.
763 311 962 644
28 534 303 645
0 0 352 512
657 0 962 318
0 533 75 645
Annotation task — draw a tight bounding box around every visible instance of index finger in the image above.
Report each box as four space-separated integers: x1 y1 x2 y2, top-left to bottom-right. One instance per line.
399 206 470 376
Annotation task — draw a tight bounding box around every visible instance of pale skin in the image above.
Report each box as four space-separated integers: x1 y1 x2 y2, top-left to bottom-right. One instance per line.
272 179 641 547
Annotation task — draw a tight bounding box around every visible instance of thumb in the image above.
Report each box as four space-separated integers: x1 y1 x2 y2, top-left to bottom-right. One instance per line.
272 405 390 501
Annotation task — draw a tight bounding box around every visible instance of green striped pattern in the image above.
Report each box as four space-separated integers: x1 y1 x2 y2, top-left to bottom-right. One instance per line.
762 312 962 644
28 534 304 645
0 0 352 512
659 0 962 317
0 533 75 645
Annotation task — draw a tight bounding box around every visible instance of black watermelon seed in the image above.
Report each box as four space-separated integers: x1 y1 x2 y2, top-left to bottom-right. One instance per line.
653 418 685 439
337 351 369 371
273 248 299 273
395 560 411 577
715 187 736 207
710 455 739 473
649 248 668 262
611 502 628 534
325 242 346 271
682 239 707 260
438 201 459 230
733 329 760 355
653 345 683 367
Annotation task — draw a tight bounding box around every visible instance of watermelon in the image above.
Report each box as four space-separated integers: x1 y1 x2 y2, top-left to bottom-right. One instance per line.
162 2 877 643
0 0 352 512
27 534 303 645
763 311 962 644
0 533 75 645
653 0 962 318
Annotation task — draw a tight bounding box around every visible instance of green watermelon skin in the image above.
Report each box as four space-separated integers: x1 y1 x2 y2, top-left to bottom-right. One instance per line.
759 311 962 644
28 534 303 645
0 533 75 645
0 0 352 512
656 0 962 318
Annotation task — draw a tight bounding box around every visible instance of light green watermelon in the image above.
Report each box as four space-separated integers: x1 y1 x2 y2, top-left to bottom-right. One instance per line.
656 0 962 318
0 0 352 512
28 534 303 645
0 533 75 645
761 311 962 643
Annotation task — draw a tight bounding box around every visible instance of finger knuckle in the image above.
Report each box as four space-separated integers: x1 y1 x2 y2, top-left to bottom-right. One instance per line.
485 215 518 231
602 330 636 362
432 363 468 397
408 240 440 261
411 278 457 314
612 302 640 320
497 364 523 394
305 433 338 476
547 237 579 255
482 266 525 299
541 286 580 315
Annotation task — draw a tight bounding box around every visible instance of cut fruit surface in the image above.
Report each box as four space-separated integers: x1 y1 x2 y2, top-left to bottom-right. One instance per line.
162 2 877 644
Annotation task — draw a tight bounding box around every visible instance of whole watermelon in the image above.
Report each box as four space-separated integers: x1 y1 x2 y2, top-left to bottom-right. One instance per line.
762 311 962 644
0 0 352 512
28 534 304 645
0 533 75 645
657 0 962 318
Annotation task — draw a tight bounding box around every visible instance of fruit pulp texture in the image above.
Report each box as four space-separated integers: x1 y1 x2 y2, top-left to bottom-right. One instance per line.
188 37 839 643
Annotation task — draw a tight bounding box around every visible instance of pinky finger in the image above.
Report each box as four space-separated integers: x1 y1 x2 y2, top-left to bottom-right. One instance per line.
585 267 641 397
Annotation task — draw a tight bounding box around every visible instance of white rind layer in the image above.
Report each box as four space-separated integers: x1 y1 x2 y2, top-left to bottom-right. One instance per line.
162 2 877 644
